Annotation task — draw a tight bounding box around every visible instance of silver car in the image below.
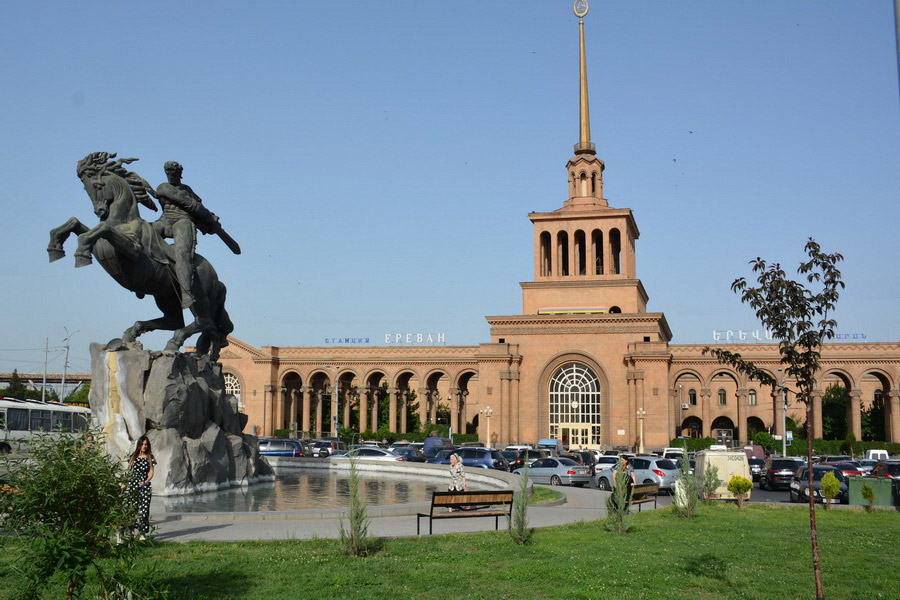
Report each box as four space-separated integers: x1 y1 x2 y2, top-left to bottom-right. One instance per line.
514 457 590 486
630 456 679 492
329 447 405 462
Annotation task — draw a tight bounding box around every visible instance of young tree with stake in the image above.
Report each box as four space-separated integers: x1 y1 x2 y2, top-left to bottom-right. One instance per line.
704 238 843 600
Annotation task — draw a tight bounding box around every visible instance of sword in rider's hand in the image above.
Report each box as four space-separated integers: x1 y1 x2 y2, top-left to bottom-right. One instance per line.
208 216 241 255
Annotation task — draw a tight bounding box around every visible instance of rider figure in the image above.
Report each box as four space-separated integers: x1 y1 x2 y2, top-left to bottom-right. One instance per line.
153 161 218 309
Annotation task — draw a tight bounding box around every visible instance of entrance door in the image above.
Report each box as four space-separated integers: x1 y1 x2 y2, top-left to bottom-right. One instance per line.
560 425 591 449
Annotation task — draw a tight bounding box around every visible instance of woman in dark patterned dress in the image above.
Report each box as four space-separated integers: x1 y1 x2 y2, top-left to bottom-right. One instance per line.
126 436 155 540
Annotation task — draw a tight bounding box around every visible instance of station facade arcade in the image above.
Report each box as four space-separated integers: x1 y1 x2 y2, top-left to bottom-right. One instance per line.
217 9 900 450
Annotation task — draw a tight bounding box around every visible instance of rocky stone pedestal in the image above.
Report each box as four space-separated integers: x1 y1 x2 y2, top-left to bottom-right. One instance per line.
89 342 272 495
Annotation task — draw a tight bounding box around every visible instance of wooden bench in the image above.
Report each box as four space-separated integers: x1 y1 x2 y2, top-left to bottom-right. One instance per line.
629 482 659 511
417 490 515 535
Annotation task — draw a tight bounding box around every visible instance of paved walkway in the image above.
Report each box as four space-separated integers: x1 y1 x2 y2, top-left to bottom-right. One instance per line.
151 485 672 542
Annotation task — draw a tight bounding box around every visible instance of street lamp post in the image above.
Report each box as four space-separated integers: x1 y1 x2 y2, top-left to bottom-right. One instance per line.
636 408 647 454
480 406 493 449
678 383 683 438
778 368 787 457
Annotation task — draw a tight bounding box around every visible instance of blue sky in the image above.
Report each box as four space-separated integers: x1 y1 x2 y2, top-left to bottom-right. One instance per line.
1 1 897 379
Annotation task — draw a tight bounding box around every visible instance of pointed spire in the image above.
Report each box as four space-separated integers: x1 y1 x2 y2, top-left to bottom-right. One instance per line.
574 1 595 155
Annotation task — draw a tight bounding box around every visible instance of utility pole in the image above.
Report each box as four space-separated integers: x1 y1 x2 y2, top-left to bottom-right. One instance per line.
60 329 78 402
41 338 48 402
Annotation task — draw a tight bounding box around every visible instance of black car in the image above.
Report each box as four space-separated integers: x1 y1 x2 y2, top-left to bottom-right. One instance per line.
748 457 765 482
423 444 457 461
500 450 519 470
760 457 803 490
790 465 849 504
869 460 900 500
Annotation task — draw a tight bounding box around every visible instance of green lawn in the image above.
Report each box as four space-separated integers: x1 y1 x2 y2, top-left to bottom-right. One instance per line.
1 504 897 599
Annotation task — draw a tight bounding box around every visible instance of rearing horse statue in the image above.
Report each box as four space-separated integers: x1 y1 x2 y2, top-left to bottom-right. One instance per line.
48 152 233 360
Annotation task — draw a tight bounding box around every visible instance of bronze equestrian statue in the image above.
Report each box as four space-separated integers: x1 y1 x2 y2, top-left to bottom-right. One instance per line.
48 152 238 360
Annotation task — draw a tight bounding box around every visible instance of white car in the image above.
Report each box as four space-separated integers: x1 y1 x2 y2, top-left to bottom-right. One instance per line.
329 447 406 461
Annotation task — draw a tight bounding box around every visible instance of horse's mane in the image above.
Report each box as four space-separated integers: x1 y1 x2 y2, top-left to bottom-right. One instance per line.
76 152 158 212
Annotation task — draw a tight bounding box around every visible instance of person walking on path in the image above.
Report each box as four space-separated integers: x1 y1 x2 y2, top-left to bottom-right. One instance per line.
126 436 156 540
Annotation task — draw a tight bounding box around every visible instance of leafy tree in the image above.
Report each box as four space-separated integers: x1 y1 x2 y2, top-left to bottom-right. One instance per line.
1 369 27 397
703 238 844 600
65 382 90 407
821 383 847 440
0 428 157 599
860 394 886 442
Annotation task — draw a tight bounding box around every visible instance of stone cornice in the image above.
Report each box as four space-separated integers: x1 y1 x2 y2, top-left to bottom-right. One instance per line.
519 278 650 305
671 342 900 363
486 312 672 341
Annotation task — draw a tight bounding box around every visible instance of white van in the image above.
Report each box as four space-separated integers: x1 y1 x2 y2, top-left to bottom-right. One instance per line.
694 450 752 501
662 447 685 459
865 449 889 461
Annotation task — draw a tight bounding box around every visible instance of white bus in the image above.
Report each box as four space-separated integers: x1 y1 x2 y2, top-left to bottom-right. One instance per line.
0 397 93 454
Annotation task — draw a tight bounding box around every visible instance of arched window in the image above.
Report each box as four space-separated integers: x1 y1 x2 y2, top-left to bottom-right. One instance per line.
574 230 586 275
609 228 621 274
591 229 604 274
689 389 697 406
717 389 727 406
549 362 602 446
557 231 569 276
224 372 243 412
540 231 552 276
748 390 757 406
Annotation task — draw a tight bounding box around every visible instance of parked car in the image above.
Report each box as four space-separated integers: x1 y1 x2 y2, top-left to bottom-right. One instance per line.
813 455 852 464
504 445 533 452
857 459 879 474
392 447 426 462
312 440 348 458
568 450 596 473
790 465 849 504
259 438 308 457
425 449 456 465
748 457 765 482
500 450 519 468
864 449 890 461
869 460 900 479
759 457 804 491
331 447 405 461
513 449 549 470
593 455 619 473
423 444 457 461
457 447 510 470
674 457 696 475
869 460 900 499
630 456 680 493
514 457 590 486
820 462 863 478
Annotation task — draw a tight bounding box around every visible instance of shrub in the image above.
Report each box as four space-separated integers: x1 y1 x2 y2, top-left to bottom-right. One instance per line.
727 475 753 508
338 457 378 556
0 428 159 600
820 471 840 510
701 462 721 504
673 454 698 518
508 465 532 545
605 459 634 533
860 483 875 513
273 428 292 438
752 431 777 452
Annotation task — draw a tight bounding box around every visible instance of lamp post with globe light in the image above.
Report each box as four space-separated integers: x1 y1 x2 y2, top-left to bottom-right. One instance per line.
636 408 647 454
480 406 493 449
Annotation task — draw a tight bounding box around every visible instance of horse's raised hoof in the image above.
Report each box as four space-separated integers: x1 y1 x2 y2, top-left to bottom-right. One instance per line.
74 253 93 268
163 341 181 354
48 248 65 262
105 338 126 351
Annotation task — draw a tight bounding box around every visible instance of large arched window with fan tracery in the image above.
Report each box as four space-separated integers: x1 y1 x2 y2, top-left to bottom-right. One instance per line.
224 372 244 412
549 362 602 446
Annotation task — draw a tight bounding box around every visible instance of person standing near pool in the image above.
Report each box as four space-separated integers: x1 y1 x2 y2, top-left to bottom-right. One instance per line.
448 453 467 492
126 436 156 540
